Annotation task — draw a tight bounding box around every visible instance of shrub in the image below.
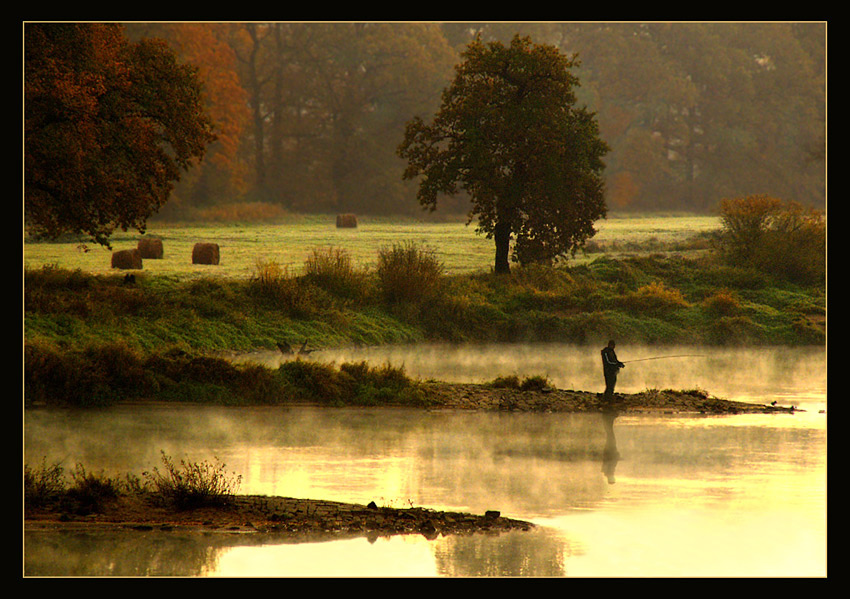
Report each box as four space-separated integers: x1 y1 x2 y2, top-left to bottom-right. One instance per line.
703 288 741 317
520 375 551 391
278 358 350 404
716 195 825 285
143 451 242 510
490 374 550 391
63 464 121 515
622 281 689 316
717 194 783 261
24 458 66 508
376 241 445 304
248 258 322 317
303 247 368 301
491 375 521 389
24 340 152 406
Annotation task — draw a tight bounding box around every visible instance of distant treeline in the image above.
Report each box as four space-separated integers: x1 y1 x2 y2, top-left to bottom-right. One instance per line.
119 22 824 217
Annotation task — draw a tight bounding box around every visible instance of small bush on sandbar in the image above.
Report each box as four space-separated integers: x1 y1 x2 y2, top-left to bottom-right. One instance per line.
490 374 551 391
143 451 242 510
25 459 125 515
24 458 66 508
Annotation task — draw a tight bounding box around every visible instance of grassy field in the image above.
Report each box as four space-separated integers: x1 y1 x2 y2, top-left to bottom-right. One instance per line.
25 212 826 407
23 213 722 279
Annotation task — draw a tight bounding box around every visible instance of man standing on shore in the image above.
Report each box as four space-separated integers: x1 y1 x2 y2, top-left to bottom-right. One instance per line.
601 340 625 401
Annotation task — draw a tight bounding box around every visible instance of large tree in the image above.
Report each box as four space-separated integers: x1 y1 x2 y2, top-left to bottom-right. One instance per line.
398 35 609 273
25 23 216 247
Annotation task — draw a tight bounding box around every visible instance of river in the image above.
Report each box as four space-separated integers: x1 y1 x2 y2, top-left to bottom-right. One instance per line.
24 344 827 577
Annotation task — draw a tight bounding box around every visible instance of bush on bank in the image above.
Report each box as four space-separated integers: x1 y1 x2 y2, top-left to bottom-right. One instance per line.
23 339 430 408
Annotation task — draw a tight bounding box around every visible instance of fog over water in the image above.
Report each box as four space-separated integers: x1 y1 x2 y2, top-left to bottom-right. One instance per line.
25 343 826 577
232 343 826 410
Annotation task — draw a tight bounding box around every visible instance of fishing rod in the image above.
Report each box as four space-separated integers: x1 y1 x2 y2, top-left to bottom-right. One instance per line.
624 354 706 364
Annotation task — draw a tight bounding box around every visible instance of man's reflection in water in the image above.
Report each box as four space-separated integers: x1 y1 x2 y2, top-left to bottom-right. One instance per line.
601 407 620 484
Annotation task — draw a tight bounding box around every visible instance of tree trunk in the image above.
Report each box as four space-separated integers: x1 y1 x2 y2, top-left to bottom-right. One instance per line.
494 221 511 274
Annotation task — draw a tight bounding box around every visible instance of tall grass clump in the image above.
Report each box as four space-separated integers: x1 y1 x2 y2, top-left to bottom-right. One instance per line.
25 459 125 515
248 258 322 316
376 241 445 304
143 451 242 510
24 458 66 508
303 246 370 302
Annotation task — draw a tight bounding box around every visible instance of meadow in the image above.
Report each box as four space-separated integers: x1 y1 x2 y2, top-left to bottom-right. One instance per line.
23 213 721 279
24 212 826 407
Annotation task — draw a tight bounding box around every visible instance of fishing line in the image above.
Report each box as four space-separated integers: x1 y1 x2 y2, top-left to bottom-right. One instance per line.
624 354 706 364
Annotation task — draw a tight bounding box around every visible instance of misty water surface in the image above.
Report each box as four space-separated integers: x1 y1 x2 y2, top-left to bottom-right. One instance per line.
25 344 826 577
233 343 827 410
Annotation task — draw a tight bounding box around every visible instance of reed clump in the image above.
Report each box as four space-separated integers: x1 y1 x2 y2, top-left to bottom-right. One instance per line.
248 258 325 317
143 451 242 510
376 241 445 305
303 246 370 302
25 453 243 514
25 459 127 516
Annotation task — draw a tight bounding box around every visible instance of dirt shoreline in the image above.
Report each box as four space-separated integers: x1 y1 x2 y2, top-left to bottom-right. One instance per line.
25 382 799 541
418 381 800 415
25 494 533 541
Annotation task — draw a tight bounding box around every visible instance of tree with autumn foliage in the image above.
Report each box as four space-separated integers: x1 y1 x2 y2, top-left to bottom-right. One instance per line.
398 36 609 274
25 23 216 247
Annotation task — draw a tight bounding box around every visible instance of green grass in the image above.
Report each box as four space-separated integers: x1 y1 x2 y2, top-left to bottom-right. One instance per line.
23 213 722 279
23 214 824 407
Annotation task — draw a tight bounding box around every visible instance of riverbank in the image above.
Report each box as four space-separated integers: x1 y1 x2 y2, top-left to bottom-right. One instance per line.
24 383 792 541
417 381 799 414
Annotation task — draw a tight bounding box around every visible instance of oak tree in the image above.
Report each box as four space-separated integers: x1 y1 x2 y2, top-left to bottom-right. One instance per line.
25 23 216 247
398 35 609 273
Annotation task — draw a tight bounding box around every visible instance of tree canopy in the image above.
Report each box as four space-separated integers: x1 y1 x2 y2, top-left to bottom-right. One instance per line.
24 23 826 229
25 23 216 247
398 35 610 273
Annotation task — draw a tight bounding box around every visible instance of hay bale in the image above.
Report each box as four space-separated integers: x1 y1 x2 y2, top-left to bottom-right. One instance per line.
111 249 143 270
192 242 220 265
137 237 164 259
336 214 358 228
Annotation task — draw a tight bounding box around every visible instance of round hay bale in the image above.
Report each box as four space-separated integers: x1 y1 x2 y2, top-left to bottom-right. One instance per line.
137 237 164 259
336 214 358 228
192 242 220 265
111 248 143 270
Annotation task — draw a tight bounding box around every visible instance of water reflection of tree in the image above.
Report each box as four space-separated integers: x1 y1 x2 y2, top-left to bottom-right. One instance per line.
433 529 570 577
601 409 620 484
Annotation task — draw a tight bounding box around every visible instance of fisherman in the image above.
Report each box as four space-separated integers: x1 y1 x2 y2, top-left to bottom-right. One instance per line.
601 340 625 401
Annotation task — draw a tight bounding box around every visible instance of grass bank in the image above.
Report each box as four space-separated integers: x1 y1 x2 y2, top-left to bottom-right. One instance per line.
24 248 824 407
25 250 825 353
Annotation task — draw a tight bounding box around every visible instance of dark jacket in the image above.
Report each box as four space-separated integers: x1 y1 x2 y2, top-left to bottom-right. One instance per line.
601 346 625 375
